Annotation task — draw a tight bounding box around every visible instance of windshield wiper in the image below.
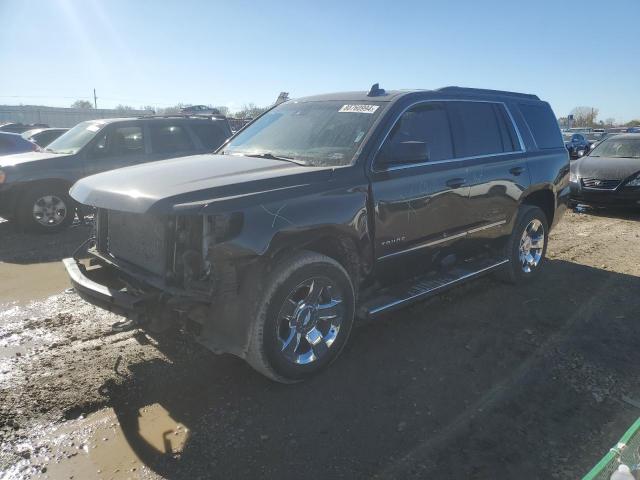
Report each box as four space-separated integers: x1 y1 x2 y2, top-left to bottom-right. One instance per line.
244 152 304 165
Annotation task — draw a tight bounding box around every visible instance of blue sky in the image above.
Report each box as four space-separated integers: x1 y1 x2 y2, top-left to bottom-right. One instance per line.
1 0 639 121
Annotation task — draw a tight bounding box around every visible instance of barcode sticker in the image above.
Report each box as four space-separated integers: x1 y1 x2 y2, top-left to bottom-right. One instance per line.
339 104 379 114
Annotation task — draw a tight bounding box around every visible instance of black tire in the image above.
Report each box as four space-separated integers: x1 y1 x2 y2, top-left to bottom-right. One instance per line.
246 251 355 383
494 205 549 284
17 185 75 233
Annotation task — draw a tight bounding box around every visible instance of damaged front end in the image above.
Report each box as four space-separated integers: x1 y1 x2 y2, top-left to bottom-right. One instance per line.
64 208 242 338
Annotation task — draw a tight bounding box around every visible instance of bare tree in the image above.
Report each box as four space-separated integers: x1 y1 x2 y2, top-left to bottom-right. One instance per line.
570 106 599 127
235 103 268 119
157 103 187 115
213 105 230 116
604 117 616 127
115 104 135 113
71 99 93 109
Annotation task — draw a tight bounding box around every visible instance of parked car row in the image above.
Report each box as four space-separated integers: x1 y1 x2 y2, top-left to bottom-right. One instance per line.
0 115 232 231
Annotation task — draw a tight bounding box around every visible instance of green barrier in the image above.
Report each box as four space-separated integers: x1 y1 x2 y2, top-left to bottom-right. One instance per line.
583 417 640 480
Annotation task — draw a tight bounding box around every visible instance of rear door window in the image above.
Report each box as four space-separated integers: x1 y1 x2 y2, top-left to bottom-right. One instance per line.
190 122 230 150
150 124 195 154
448 101 510 157
518 103 563 149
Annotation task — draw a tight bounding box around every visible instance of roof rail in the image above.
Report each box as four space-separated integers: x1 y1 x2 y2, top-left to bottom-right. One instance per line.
137 113 227 120
436 86 539 100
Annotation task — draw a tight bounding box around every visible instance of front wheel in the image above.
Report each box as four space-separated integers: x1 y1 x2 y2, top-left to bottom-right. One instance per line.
17 185 75 233
246 251 355 383
495 205 549 284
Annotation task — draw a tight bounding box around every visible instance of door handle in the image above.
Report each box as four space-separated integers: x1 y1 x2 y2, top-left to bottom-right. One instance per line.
446 178 466 189
509 167 525 176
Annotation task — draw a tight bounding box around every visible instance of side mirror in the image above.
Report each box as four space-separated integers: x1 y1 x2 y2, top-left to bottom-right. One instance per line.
379 141 428 166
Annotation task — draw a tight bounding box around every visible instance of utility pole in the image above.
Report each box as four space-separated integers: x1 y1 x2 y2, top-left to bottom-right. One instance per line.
93 88 98 109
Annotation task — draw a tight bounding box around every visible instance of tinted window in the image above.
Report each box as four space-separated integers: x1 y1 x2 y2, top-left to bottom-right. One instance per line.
111 126 144 156
33 130 65 147
380 102 453 165
150 124 194 154
448 102 507 157
519 103 563 149
191 122 229 150
89 125 144 159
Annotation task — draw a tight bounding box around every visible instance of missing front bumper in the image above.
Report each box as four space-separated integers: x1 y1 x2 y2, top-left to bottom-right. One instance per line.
63 257 156 317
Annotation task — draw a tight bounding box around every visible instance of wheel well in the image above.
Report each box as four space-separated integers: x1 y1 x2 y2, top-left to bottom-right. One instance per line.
12 178 71 210
521 189 555 226
271 234 362 289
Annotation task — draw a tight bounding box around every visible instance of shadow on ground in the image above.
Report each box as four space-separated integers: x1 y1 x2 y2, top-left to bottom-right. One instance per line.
96 259 640 479
0 217 91 264
573 205 640 221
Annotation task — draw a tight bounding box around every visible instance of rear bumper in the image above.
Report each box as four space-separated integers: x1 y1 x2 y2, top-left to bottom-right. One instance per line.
570 182 640 207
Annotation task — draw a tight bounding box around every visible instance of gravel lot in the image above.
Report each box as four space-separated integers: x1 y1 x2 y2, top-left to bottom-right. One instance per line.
1 208 639 479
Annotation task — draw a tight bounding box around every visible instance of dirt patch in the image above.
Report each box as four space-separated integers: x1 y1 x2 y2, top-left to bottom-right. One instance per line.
1 209 639 479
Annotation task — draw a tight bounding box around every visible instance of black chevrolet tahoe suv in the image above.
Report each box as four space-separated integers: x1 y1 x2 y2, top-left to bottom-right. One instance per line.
0 115 231 232
64 85 570 382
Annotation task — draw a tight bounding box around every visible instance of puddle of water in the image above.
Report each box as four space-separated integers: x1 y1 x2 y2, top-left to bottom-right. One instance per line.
0 261 70 306
6 404 188 480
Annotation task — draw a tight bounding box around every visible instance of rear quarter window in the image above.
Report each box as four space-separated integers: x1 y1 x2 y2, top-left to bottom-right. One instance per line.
518 103 563 149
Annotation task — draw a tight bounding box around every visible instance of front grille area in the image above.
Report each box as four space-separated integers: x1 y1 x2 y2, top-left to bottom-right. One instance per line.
105 210 169 276
581 178 621 190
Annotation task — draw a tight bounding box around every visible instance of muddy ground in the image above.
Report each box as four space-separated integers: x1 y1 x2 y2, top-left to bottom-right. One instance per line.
1 209 639 479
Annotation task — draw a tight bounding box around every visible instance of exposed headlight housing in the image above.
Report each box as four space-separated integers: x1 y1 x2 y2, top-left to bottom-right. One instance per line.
569 171 578 183
625 174 640 187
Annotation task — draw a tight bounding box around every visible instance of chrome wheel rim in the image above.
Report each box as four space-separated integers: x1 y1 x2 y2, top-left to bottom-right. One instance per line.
519 219 545 273
276 276 345 365
32 195 67 227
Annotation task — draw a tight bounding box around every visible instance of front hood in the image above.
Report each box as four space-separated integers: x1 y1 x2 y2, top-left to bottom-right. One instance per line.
71 154 335 214
0 151 69 167
573 155 640 180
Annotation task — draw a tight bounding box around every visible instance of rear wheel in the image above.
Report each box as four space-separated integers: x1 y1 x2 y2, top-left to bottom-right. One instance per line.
246 251 355 383
17 185 74 233
495 205 549 284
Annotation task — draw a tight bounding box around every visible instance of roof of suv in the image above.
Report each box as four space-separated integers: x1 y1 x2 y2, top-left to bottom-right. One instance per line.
84 116 229 125
295 86 540 103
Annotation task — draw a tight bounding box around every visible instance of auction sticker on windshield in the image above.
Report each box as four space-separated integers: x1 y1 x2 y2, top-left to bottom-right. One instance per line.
339 104 379 113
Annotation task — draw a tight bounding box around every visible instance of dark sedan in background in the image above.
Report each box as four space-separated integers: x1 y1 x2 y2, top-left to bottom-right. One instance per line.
21 128 68 148
570 134 640 208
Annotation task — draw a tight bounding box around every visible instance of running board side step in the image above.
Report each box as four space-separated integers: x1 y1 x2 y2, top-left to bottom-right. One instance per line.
361 258 509 319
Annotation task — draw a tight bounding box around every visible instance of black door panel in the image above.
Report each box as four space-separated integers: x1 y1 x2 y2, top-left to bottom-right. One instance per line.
373 163 470 260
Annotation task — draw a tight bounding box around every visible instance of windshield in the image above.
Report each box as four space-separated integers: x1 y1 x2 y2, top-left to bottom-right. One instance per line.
220 100 384 167
45 121 105 154
590 136 640 158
